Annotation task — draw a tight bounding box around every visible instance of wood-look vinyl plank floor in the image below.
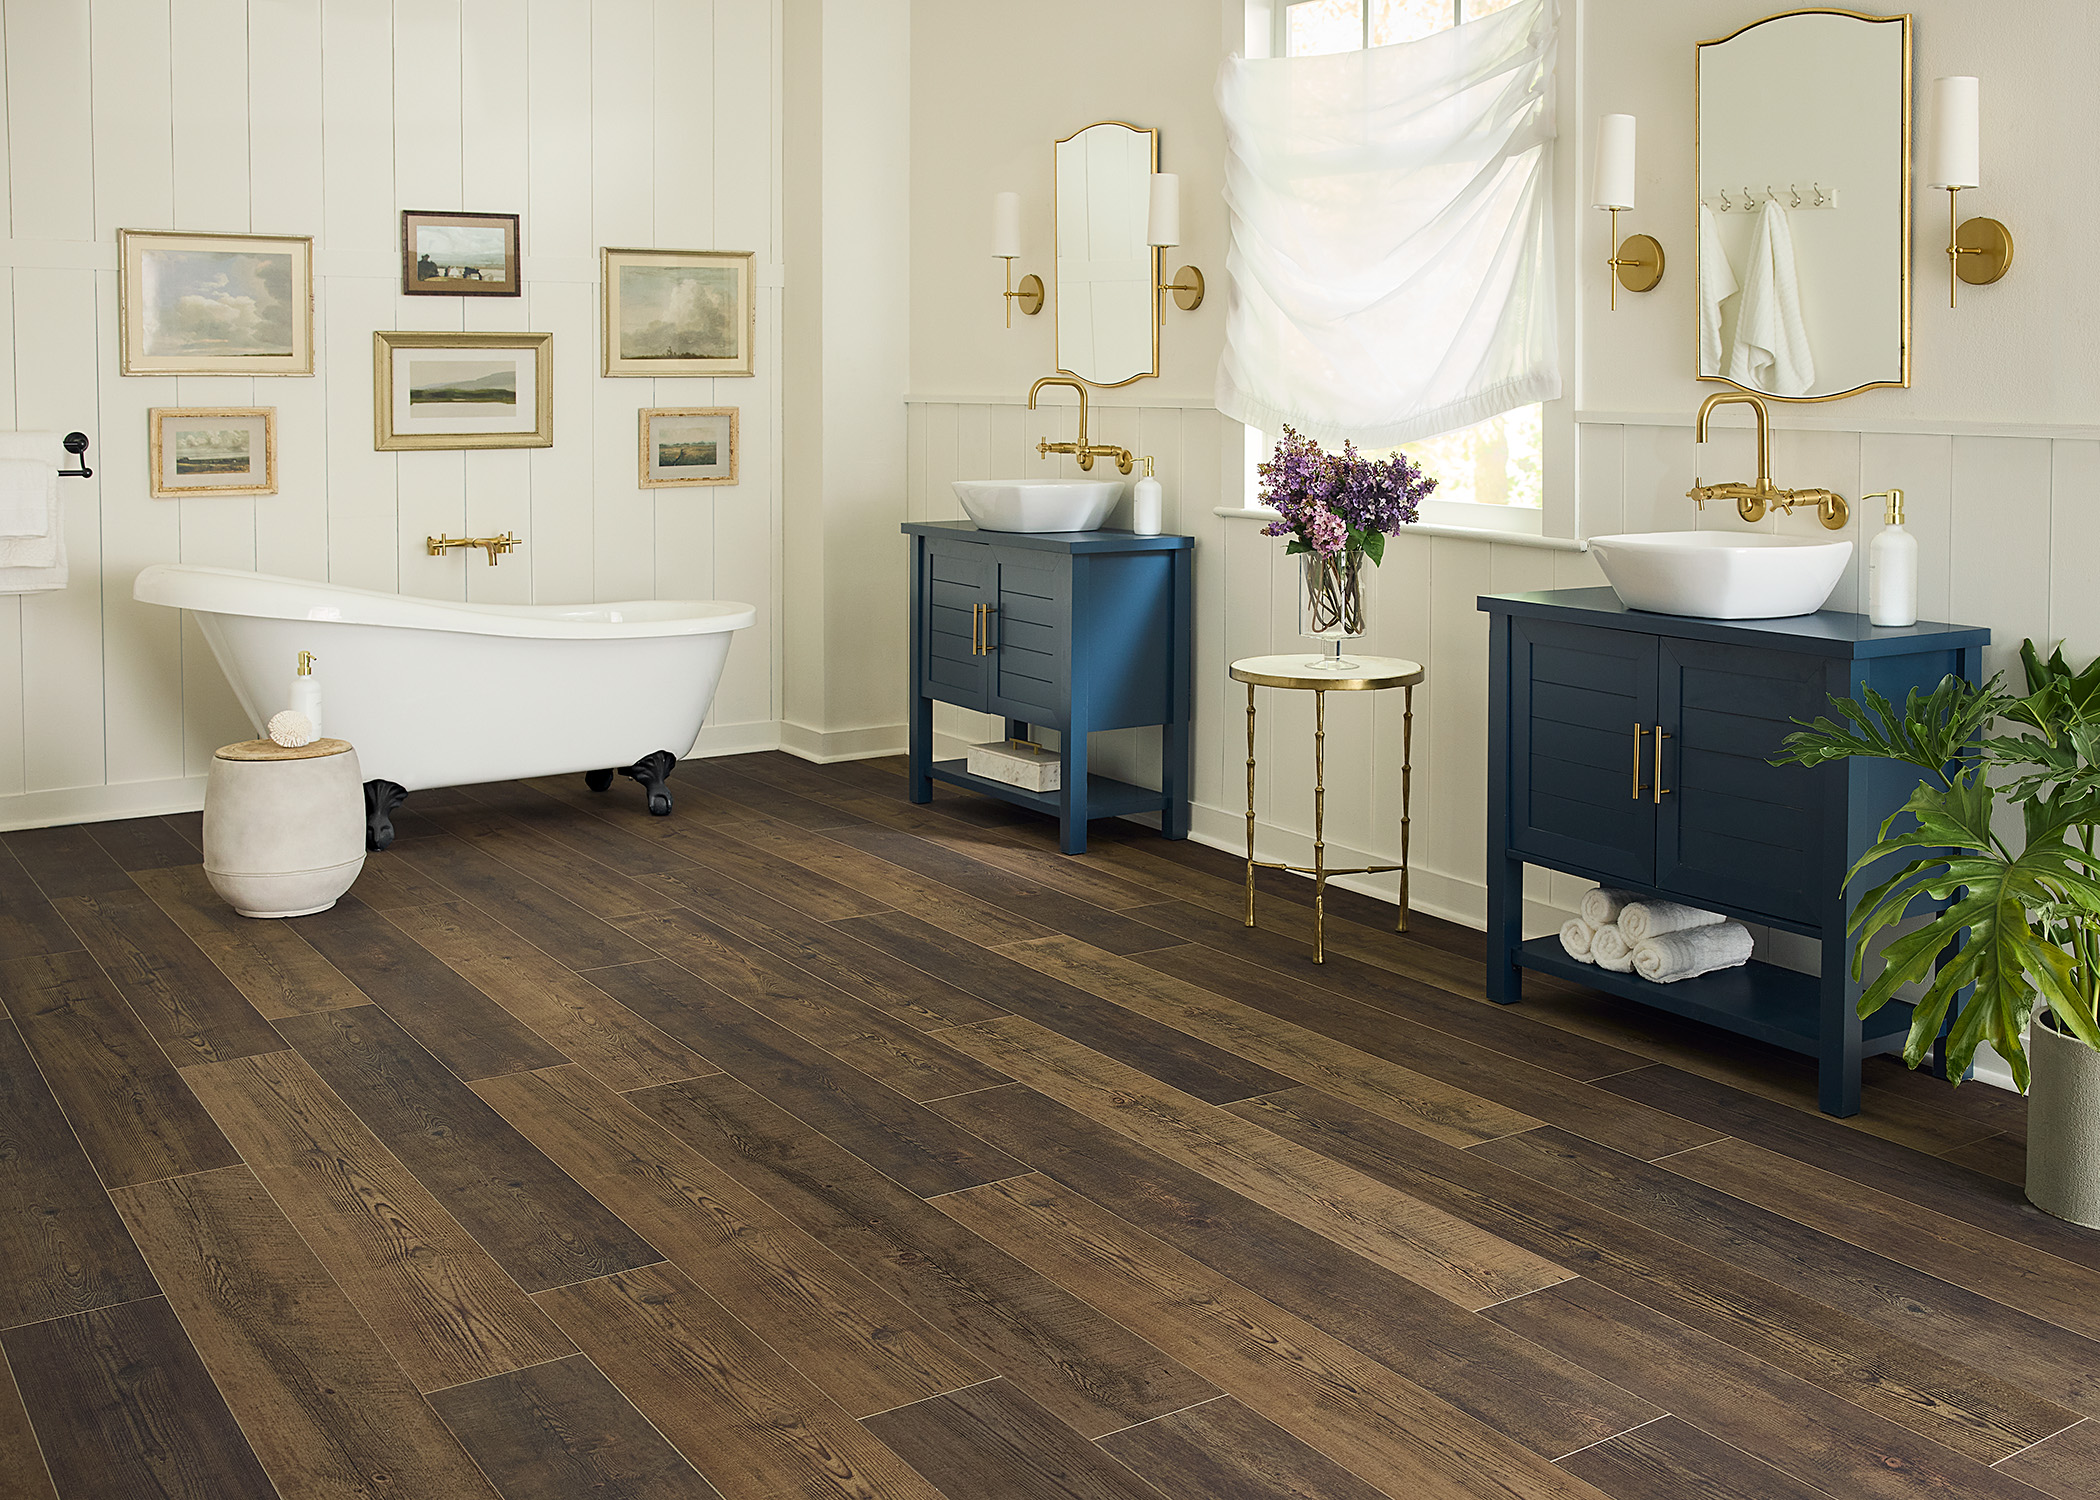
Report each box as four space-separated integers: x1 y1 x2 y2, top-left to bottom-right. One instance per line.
9 752 2088 1500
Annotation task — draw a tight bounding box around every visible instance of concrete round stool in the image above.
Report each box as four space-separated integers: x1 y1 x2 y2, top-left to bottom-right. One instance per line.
204 737 367 918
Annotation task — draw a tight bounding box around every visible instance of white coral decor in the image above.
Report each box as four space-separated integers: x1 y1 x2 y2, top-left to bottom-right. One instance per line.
267 710 317 748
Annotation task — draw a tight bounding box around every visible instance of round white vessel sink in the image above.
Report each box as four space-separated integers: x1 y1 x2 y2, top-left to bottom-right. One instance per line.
1587 531 1853 619
952 478 1122 533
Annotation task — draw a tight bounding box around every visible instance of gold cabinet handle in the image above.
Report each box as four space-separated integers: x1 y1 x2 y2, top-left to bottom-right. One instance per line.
981 604 997 654
971 603 983 655
1653 726 1671 803
1631 723 1647 800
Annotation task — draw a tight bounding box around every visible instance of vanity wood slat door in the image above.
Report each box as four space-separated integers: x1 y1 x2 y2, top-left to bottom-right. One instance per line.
1507 616 1659 884
988 552 1069 724
1655 639 1835 927
922 536 994 713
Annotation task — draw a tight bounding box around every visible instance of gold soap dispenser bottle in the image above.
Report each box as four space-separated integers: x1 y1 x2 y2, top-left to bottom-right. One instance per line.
1863 489 1917 628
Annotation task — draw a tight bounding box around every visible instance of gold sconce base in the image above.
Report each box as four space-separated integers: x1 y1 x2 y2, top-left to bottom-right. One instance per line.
1000 258 1044 327
1954 216 2014 286
1613 234 1666 294
1167 265 1204 311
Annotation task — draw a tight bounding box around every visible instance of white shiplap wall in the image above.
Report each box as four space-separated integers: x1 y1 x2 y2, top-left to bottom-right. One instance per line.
0 0 784 831
907 399 2099 946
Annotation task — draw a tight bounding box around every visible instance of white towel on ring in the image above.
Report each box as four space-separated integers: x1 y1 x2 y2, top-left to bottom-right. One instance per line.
1579 887 1638 930
1698 203 1739 377
0 458 52 539
1633 921 1754 984
1559 918 1596 964
1618 899 1726 945
1591 924 1635 973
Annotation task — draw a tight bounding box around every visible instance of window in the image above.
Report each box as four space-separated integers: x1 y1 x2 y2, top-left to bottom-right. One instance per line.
1252 0 1545 518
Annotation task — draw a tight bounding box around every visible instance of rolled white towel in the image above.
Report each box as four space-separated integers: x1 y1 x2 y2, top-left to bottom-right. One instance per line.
1559 918 1596 964
1618 899 1726 945
1579 887 1638 930
1591 924 1635 973
1633 921 1755 984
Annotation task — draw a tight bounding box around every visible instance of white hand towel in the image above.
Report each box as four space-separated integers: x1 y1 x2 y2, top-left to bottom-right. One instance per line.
1697 204 1739 377
1579 887 1638 930
1559 918 1596 964
1617 899 1726 945
1633 921 1755 984
0 458 52 539
1591 924 1635 973
1725 199 1814 397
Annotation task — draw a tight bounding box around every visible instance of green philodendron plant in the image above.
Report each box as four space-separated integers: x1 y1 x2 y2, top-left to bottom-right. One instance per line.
1776 641 2100 1090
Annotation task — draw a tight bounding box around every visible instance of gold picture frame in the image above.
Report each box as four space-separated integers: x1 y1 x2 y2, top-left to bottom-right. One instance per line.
148 408 278 498
118 228 314 376
401 209 522 297
639 407 739 488
601 248 755 377
373 330 554 451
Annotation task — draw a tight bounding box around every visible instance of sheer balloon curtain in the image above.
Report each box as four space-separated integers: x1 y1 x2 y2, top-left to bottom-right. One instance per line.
1216 0 1560 449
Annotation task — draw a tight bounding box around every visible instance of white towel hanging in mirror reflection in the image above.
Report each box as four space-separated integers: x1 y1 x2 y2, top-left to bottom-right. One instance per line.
1697 204 1738 377
1726 200 1814 397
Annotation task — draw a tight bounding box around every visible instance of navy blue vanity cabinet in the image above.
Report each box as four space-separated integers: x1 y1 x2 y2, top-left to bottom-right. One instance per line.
1482 587 1989 1117
906 520 1194 854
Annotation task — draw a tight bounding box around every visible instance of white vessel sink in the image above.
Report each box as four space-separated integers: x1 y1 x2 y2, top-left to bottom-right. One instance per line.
952 478 1122 533
1587 531 1853 619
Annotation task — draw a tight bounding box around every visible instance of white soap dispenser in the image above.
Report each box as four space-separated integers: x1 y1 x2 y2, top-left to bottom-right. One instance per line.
1864 489 1917 628
289 651 322 735
1132 455 1163 537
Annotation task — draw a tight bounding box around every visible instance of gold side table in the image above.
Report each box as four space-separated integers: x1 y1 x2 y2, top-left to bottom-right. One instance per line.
1230 654 1424 963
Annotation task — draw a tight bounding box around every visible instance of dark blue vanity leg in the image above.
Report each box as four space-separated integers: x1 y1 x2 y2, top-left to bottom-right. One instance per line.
1484 612 1521 1003
1161 718 1190 840
1819 931 1864 1117
1060 718 1090 855
1161 544 1192 840
907 537 932 803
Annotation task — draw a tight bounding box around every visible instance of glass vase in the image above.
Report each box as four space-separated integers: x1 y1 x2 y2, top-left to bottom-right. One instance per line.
1299 548 1368 670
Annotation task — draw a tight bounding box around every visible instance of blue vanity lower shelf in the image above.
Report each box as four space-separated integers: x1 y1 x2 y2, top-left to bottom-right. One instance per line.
928 759 1169 821
1516 937 1914 1059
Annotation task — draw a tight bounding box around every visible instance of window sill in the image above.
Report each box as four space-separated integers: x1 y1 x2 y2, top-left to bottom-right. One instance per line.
1211 507 1588 552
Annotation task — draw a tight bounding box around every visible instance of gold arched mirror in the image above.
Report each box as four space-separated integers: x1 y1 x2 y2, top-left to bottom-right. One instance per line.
1054 121 1159 387
1696 10 1911 401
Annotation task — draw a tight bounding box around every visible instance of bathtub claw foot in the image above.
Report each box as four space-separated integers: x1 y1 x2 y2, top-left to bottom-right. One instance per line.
364 779 409 851
619 751 677 816
585 769 615 793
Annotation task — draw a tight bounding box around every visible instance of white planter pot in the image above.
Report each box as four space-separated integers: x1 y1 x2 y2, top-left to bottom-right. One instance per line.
203 738 367 918
2026 1009 2100 1229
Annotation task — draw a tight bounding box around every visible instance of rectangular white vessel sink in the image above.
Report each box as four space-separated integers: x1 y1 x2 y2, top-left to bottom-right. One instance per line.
1587 531 1853 619
953 478 1122 533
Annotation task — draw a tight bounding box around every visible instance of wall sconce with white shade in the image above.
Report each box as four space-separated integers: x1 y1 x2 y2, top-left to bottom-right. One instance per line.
1592 114 1663 311
1924 76 2013 308
992 191 1043 327
1147 173 1205 315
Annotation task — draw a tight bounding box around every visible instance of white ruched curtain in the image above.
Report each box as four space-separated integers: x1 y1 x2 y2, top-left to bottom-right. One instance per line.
1216 0 1561 449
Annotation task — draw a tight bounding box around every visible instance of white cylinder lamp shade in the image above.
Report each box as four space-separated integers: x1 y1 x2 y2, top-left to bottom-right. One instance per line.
1147 173 1181 248
991 192 1021 259
1591 114 1636 211
1925 76 1981 189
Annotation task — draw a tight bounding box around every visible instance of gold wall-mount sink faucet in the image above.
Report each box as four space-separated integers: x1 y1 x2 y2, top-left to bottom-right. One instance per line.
1027 376 1134 476
1686 392 1849 529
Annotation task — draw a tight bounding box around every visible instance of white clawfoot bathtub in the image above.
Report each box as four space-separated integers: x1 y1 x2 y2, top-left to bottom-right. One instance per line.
135 565 754 843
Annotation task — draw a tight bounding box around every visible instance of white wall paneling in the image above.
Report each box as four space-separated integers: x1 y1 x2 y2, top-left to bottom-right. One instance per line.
0 0 786 830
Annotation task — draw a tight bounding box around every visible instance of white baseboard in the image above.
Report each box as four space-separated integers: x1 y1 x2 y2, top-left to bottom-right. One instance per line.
778 719 907 764
686 720 785 758
0 774 210 832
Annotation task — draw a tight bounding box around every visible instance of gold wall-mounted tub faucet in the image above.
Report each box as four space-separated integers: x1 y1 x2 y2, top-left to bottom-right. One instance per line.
1027 375 1134 476
427 532 521 564
1686 392 1848 530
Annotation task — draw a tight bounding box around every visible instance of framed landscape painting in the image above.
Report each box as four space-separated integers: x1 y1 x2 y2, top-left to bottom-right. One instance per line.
401 210 521 297
373 331 553 450
639 407 739 488
149 408 277 497
118 229 313 375
602 248 754 377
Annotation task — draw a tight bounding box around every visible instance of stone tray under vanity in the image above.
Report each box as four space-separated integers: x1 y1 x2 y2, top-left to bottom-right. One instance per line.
1480 586 1990 1117
903 521 1193 855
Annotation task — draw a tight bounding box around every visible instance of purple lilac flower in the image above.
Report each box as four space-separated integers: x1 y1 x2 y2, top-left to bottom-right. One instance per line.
1257 425 1434 562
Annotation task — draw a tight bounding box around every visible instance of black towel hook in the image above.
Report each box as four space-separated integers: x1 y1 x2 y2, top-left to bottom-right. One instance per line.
58 432 91 479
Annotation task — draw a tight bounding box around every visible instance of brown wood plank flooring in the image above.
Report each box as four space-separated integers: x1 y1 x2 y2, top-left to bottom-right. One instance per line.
0 749 2087 1500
